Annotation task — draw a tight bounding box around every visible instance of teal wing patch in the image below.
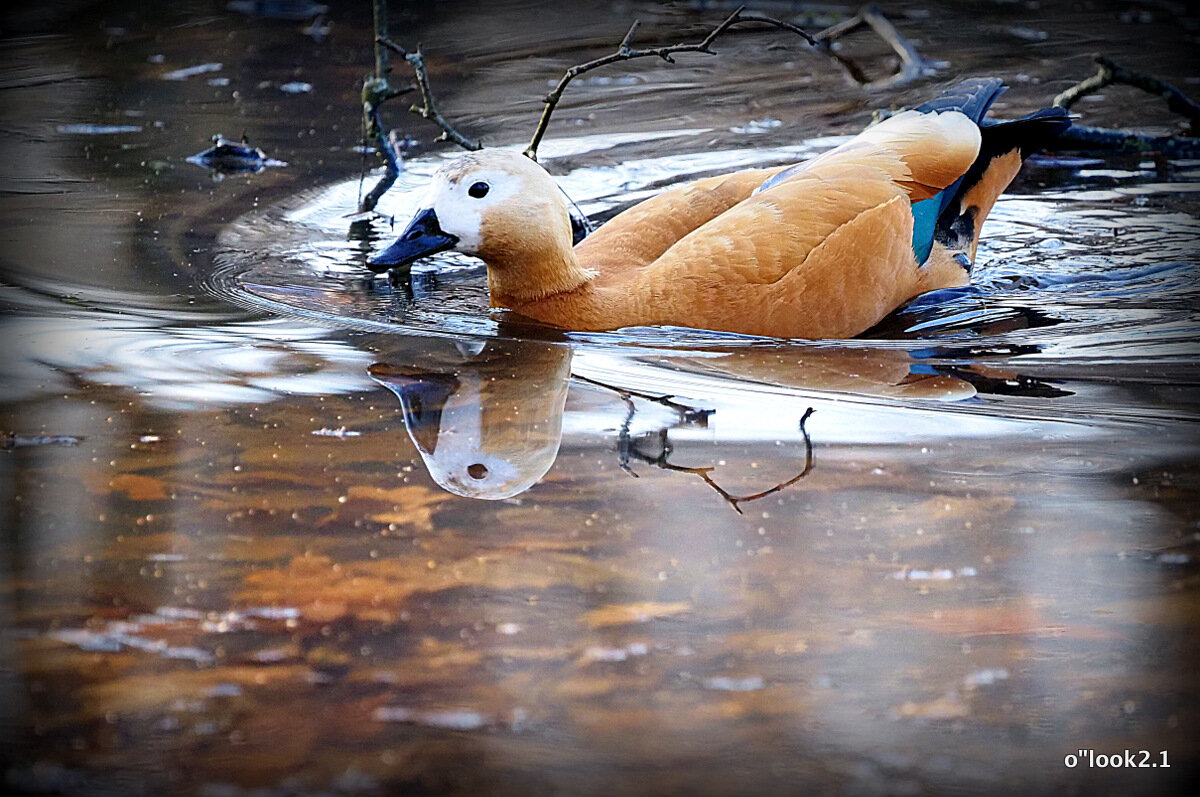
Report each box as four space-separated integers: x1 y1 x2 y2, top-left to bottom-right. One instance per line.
911 195 942 264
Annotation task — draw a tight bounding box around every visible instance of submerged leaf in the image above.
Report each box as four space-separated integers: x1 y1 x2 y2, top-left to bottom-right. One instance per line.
107 473 170 501
583 602 692 628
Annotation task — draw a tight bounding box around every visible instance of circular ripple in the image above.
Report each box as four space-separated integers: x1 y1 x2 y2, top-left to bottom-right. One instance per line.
208 133 1200 368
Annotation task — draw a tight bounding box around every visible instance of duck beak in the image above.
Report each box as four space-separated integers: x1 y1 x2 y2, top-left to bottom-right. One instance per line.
367 208 458 273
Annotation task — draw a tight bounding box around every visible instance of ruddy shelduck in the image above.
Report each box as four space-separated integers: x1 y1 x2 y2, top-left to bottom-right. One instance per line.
370 79 1069 339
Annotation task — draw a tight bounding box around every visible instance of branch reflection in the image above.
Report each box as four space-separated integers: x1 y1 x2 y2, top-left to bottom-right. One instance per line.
620 406 816 515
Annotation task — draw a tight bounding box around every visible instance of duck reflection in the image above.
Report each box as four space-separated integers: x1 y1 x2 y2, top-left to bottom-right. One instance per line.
658 346 979 401
369 339 571 500
650 343 1070 402
370 337 1067 503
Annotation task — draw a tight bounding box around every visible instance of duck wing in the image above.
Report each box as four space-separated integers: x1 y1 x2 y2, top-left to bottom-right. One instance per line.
575 166 784 281
619 145 922 337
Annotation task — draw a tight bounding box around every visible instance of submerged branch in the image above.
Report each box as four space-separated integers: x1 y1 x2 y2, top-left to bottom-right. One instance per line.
1054 56 1200 135
813 3 943 89
1054 123 1200 158
1051 55 1200 155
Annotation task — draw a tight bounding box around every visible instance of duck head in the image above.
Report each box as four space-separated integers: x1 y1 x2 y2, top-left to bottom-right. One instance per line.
369 149 594 305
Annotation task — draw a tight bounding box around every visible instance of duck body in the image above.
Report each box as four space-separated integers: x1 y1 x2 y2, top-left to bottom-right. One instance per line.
371 78 1068 339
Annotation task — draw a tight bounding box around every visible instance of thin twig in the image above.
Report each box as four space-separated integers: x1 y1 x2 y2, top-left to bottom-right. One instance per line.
377 37 482 151
524 4 816 160
1054 55 1200 135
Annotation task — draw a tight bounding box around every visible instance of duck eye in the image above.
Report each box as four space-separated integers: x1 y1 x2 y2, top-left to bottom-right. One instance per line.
468 181 490 199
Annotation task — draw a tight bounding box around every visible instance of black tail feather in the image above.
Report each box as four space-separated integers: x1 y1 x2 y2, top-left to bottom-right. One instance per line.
978 106 1073 157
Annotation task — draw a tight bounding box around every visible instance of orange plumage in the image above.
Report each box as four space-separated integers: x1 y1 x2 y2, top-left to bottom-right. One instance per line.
370 79 1068 339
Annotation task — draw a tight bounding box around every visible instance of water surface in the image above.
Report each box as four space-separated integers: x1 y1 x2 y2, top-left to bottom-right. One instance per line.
2 1 1198 794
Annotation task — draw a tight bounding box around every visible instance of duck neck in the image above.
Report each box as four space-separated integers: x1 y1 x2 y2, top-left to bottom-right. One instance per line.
485 244 595 309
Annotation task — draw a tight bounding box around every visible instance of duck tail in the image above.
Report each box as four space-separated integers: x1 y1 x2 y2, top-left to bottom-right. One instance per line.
931 105 1071 266
907 78 1007 264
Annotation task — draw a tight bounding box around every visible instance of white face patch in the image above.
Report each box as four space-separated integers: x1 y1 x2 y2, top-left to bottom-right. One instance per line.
426 165 523 255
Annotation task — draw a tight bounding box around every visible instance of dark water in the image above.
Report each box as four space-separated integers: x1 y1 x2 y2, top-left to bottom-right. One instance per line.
2 1 1199 794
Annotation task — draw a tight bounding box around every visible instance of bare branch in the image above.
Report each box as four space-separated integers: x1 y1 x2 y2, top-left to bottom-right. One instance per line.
1054 55 1200 135
523 4 945 160
524 4 818 160
377 37 482 151
618 20 641 51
